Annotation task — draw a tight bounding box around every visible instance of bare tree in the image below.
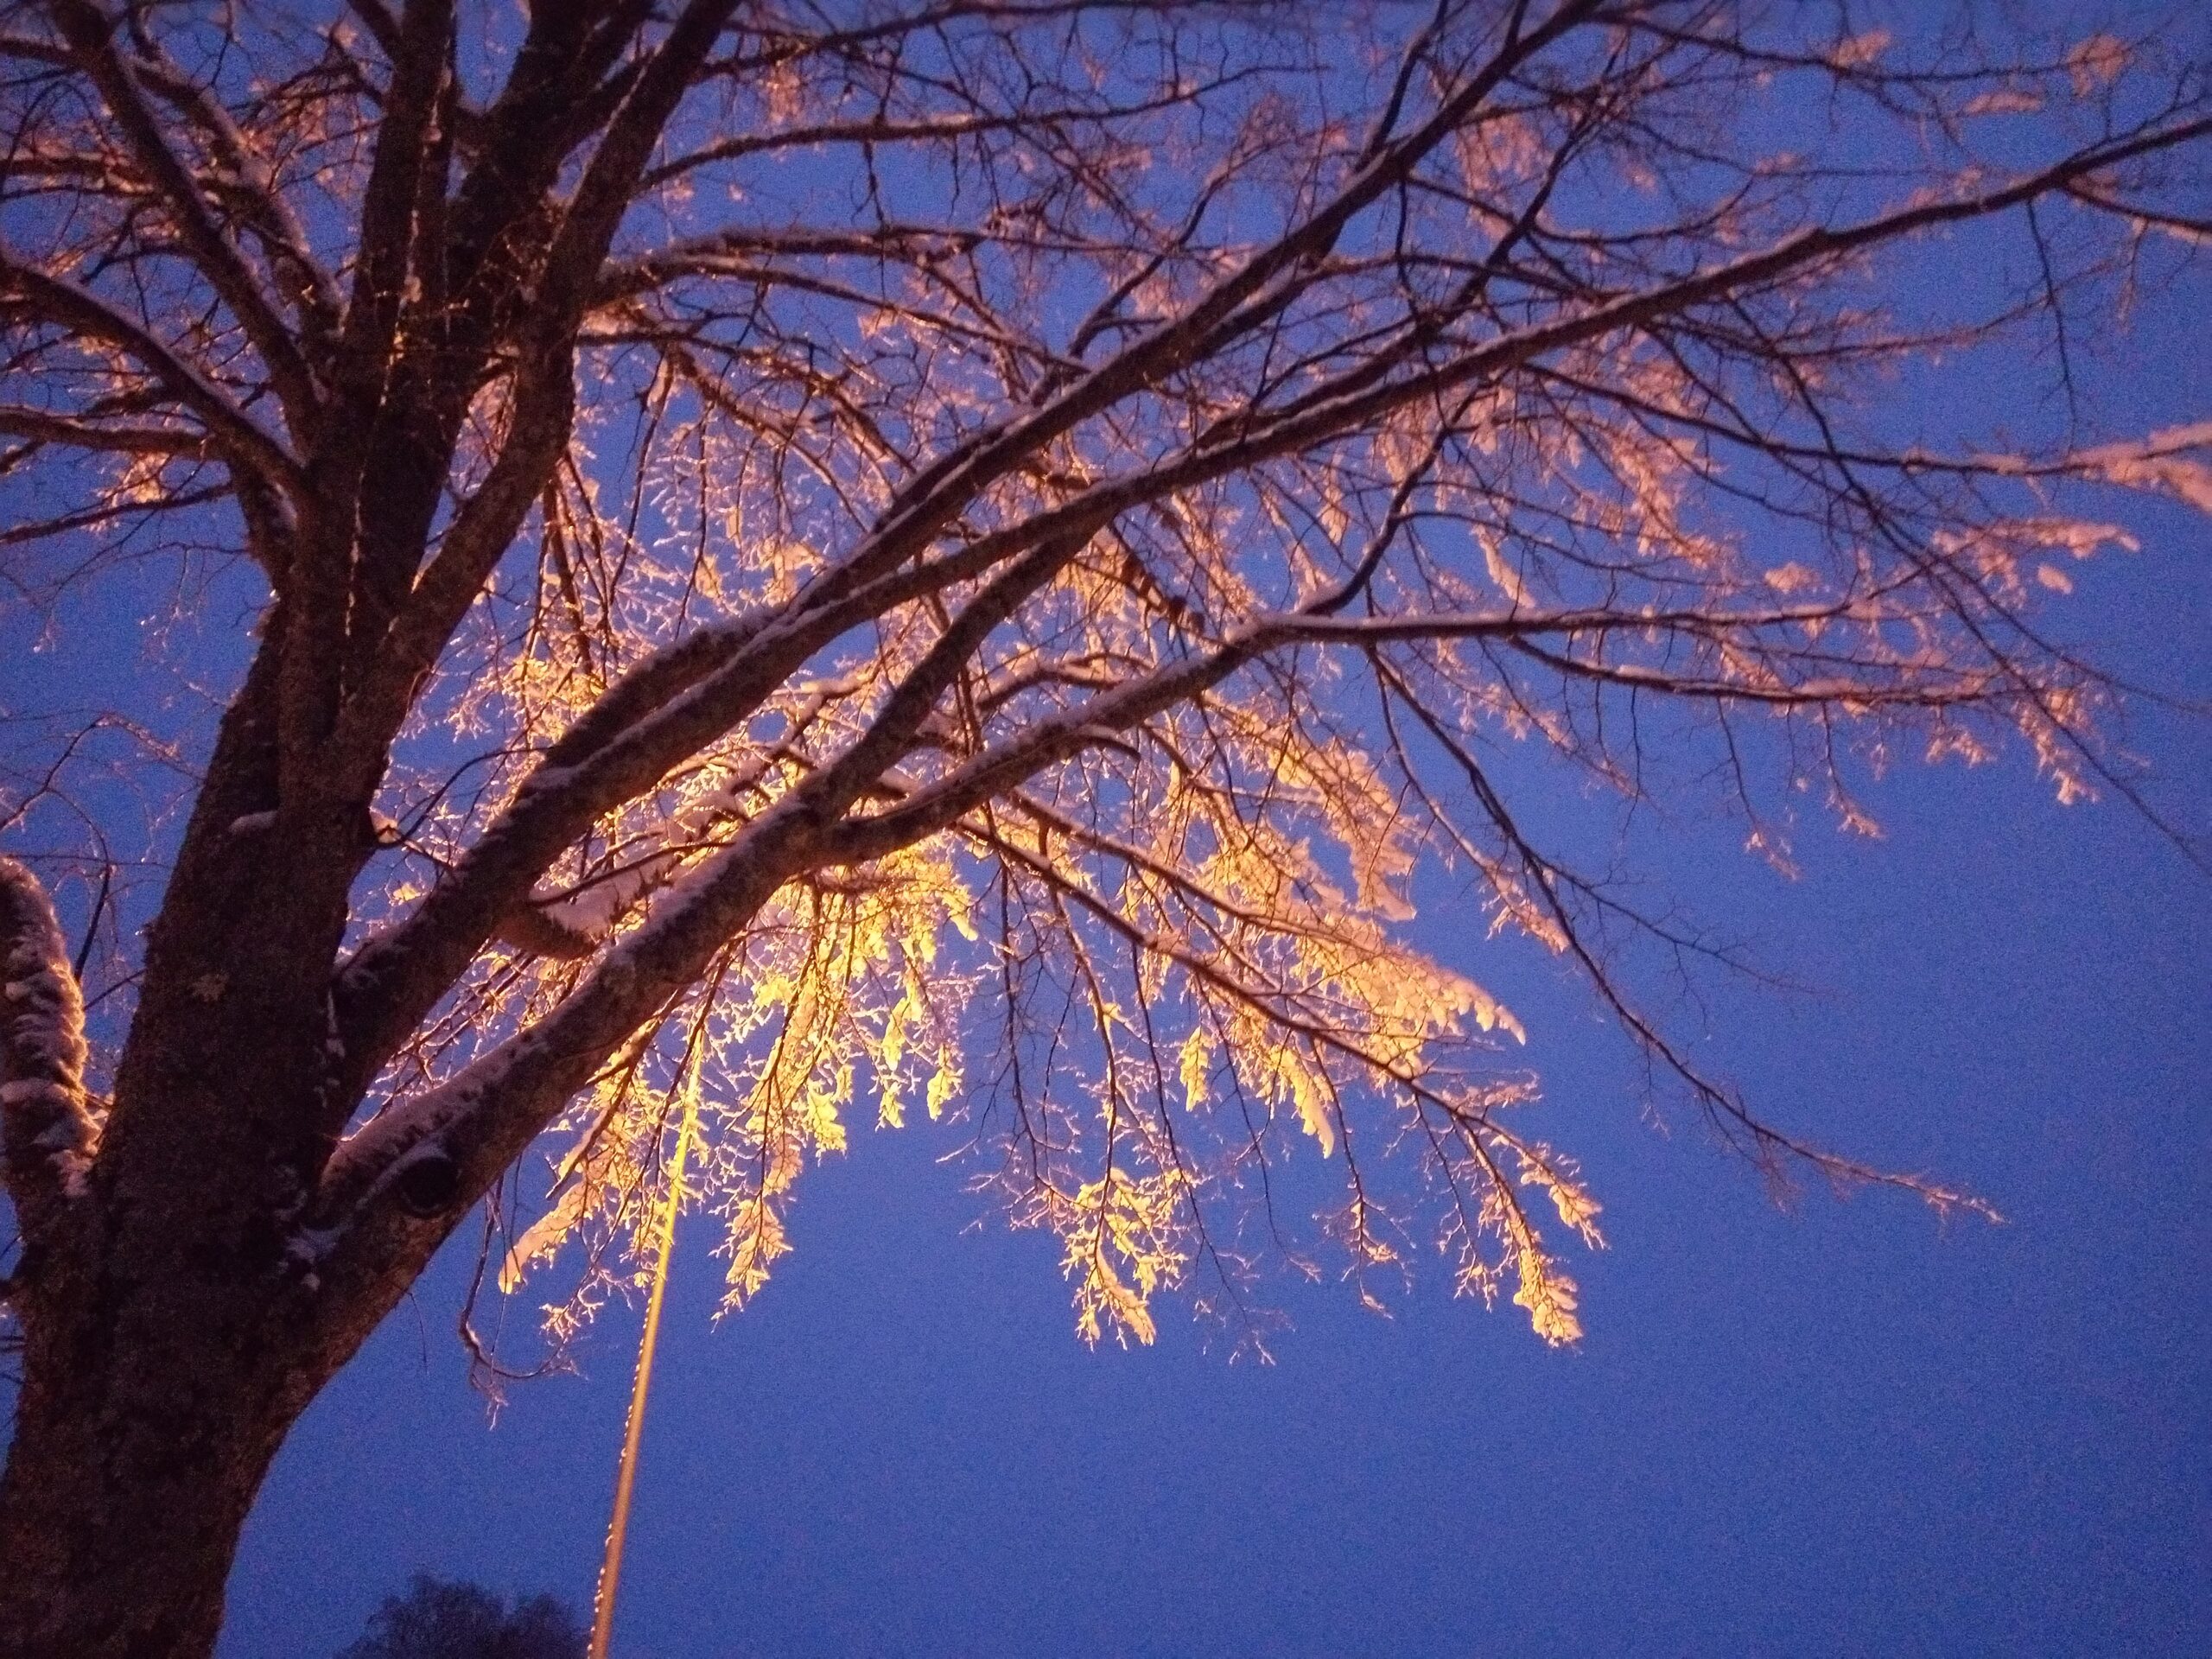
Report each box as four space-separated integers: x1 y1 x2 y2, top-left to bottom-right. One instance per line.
0 1 2205 1653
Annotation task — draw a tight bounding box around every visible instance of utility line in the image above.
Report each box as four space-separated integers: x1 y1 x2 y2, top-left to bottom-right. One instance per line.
588 1099 698 1659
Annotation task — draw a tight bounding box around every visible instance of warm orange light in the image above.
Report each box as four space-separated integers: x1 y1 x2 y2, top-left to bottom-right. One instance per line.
588 1098 697 1659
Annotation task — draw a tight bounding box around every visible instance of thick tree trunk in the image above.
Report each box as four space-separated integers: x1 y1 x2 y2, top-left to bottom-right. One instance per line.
0 1389 280 1659
0 1071 448 1659
0 1118 468 1659
0 638 391 1656
0 1279 307 1659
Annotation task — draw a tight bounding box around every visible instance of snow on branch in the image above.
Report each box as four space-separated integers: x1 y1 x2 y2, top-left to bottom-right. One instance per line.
0 858 98 1222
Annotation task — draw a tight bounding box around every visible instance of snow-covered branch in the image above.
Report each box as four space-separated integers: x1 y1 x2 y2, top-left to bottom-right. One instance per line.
0 859 97 1251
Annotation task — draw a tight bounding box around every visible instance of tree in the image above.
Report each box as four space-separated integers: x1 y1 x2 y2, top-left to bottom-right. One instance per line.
0 1 2204 1652
335 1575 585 1659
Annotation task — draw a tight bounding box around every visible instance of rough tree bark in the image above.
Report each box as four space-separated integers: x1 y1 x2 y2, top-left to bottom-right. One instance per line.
0 696 438 1655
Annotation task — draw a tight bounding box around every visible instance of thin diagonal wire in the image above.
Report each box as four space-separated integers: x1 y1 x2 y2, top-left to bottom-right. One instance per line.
588 1098 698 1659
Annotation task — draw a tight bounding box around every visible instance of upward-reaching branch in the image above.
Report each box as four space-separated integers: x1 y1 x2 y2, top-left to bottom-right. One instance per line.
43 0 322 438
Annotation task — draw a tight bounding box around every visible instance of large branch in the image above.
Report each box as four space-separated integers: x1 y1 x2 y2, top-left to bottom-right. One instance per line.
0 859 97 1265
0 405 214 459
327 0 747 784
326 527 1066 1114
310 3 664 771
272 0 458 796
308 533 1088 1319
303 799 823 1353
313 0 454 479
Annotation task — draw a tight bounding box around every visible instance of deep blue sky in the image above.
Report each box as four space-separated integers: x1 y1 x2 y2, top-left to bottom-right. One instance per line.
215 493 2211 1653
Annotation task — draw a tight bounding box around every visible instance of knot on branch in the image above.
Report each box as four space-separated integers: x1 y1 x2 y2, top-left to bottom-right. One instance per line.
493 902 598 961
392 1147 461 1218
